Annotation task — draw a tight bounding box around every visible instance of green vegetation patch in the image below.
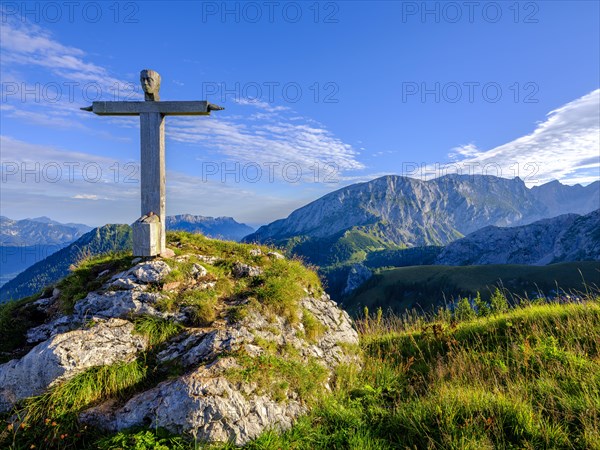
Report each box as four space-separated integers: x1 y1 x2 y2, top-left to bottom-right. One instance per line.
133 315 183 347
302 308 328 342
349 261 600 315
0 295 48 363
57 252 133 313
2 359 147 449
227 352 328 404
252 259 322 324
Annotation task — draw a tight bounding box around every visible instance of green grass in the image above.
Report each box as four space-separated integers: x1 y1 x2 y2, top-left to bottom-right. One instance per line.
96 428 189 450
302 308 327 342
227 352 329 404
349 261 600 314
4 231 598 449
94 295 600 450
5 294 597 449
253 258 322 324
0 295 46 363
2 359 147 449
57 251 133 313
133 315 183 347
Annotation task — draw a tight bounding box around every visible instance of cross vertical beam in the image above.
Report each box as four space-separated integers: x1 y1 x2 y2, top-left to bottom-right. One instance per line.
140 112 166 253
81 69 223 258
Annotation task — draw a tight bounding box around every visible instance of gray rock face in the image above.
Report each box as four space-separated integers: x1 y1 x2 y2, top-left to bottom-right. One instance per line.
342 264 372 296
531 180 600 218
267 251 285 260
74 290 165 320
436 210 600 265
81 358 305 446
553 209 600 262
132 260 172 283
232 262 263 277
80 292 358 444
244 175 600 250
2 248 359 445
191 263 207 278
0 319 147 413
25 260 178 344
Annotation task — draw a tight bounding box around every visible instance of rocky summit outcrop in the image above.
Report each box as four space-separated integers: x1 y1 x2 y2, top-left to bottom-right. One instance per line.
0 233 359 446
0 319 147 412
80 291 356 445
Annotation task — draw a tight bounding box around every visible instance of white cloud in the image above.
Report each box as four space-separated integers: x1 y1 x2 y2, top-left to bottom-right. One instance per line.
72 194 101 200
0 18 136 95
1 18 363 182
168 107 365 178
439 89 600 186
0 136 320 226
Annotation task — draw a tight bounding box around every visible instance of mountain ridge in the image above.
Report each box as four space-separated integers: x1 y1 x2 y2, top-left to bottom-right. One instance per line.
245 175 599 265
435 209 600 266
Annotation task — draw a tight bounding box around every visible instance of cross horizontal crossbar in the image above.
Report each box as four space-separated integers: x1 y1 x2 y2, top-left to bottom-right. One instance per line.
83 101 211 116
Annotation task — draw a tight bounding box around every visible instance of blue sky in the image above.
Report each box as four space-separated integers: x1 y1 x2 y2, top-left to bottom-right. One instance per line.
1 1 599 228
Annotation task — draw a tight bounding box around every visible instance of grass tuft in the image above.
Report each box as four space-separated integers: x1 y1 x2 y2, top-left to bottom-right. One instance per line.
133 315 183 347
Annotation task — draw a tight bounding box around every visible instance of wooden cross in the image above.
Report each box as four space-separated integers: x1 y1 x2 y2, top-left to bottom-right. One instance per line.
82 69 223 257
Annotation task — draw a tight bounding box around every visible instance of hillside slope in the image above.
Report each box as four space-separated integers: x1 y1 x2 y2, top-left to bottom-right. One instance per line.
2 264 597 449
436 209 600 265
0 232 358 448
1 215 256 301
347 261 600 314
0 225 132 303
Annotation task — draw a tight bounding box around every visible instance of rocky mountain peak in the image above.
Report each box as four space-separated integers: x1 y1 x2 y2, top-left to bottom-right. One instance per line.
0 232 358 446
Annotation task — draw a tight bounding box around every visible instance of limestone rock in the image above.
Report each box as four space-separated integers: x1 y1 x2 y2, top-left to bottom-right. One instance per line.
191 263 207 278
196 255 220 265
5 243 359 446
74 290 165 320
81 292 359 444
267 251 285 260
132 260 172 283
161 248 176 259
26 315 73 344
232 262 263 278
81 358 306 446
0 319 147 413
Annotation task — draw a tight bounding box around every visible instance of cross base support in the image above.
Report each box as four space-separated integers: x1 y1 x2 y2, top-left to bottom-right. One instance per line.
132 215 162 257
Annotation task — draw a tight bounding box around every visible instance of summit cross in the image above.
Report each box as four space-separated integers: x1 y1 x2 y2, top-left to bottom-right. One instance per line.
82 69 223 257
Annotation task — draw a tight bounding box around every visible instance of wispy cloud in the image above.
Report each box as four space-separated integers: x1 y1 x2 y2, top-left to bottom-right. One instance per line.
168 103 364 177
0 18 135 95
0 136 315 226
441 89 600 186
1 18 364 181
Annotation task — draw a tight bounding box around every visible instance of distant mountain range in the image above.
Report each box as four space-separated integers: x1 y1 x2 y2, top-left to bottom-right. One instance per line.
244 175 599 299
0 224 132 303
0 217 92 287
2 176 599 303
436 210 600 266
166 214 253 241
0 216 91 246
0 214 254 302
244 175 599 266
